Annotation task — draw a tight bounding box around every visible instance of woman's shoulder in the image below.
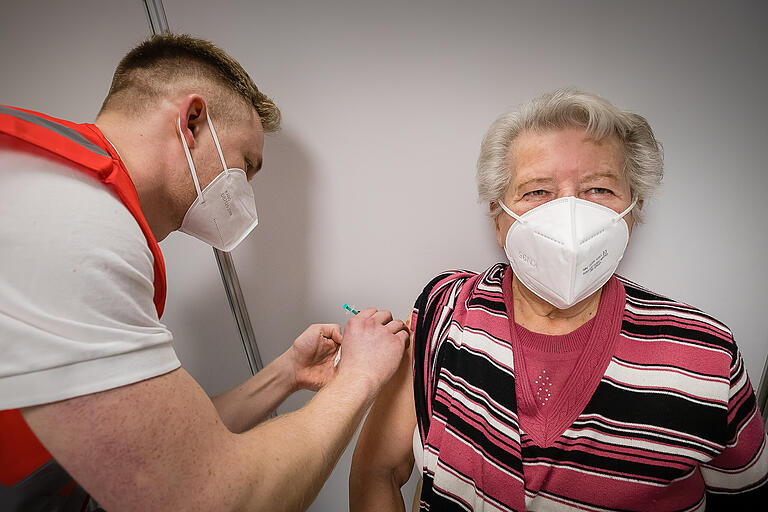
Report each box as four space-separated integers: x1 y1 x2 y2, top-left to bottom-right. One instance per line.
414 263 509 310
416 263 507 305
616 274 734 347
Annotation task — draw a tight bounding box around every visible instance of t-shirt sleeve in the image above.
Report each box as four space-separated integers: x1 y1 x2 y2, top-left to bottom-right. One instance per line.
411 270 475 445
701 345 768 505
0 147 180 409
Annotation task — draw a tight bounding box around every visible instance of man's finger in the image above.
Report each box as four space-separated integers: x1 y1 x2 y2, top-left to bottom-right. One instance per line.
355 307 377 319
317 323 343 344
386 319 407 335
396 330 410 349
372 309 394 325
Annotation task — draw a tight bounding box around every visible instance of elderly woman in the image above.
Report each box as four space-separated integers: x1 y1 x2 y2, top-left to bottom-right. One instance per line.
349 89 768 511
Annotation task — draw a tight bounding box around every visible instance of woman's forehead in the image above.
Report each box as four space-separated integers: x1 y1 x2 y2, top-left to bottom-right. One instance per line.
507 128 625 184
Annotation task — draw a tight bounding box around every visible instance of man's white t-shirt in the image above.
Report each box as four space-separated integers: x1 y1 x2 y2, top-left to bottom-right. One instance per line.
0 141 180 409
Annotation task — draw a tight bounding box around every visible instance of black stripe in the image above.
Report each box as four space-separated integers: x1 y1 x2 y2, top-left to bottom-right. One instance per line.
584 380 726 442
522 441 696 483
620 320 735 352
437 340 518 413
568 416 721 456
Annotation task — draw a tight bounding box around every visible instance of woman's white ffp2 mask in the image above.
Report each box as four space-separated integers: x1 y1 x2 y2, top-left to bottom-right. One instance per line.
177 114 258 252
499 196 637 310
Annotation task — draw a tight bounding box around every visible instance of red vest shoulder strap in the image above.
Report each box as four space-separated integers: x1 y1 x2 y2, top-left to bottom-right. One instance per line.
0 105 167 316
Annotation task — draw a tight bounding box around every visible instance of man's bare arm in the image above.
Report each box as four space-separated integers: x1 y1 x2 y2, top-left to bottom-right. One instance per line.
212 324 343 433
24 310 407 512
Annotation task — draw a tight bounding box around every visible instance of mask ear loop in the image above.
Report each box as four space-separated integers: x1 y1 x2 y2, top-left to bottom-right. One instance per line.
498 200 524 222
615 196 639 223
177 117 204 201
206 113 229 172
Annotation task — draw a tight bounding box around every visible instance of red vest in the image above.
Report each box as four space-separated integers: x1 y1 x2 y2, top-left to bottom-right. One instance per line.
0 106 167 504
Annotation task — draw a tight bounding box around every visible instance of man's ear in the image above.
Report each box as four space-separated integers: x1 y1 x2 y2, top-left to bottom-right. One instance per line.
178 94 206 149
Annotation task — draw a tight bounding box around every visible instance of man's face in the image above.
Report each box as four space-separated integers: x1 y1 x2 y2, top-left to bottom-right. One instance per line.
494 127 634 248
176 109 265 221
198 112 265 186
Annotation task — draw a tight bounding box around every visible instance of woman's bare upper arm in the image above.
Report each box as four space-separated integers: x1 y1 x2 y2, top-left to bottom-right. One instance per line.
352 332 417 484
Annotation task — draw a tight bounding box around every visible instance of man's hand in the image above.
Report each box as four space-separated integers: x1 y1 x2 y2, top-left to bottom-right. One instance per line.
336 309 410 395
288 323 343 392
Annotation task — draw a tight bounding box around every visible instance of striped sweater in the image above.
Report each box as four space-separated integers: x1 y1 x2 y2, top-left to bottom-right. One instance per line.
411 263 767 511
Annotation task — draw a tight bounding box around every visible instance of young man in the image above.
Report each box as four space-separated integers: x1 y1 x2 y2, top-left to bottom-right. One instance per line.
0 34 409 511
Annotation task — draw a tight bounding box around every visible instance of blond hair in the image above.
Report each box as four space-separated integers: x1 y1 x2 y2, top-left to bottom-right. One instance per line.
100 33 280 131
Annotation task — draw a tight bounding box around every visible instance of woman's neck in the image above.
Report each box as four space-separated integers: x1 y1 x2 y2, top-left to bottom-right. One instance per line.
511 274 600 335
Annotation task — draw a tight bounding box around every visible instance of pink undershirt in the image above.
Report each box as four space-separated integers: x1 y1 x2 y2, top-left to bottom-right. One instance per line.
516 317 595 411
502 268 624 447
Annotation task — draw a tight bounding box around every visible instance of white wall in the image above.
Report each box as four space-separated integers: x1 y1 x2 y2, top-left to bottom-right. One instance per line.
3 1 767 511
162 1 768 510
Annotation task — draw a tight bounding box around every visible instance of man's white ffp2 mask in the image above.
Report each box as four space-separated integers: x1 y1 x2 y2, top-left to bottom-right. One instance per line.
177 114 258 252
499 196 637 310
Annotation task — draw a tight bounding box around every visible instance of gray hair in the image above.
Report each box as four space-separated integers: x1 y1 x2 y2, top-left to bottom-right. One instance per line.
476 87 663 223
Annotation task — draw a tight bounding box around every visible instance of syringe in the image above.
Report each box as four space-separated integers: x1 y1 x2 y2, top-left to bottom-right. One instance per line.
335 303 360 366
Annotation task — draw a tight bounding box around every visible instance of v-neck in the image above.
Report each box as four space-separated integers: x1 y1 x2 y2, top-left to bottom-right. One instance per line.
502 267 626 447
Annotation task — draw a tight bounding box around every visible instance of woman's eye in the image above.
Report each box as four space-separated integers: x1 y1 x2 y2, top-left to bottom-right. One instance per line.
524 190 548 198
588 187 612 195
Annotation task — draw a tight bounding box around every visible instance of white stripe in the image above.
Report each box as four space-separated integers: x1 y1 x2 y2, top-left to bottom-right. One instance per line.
454 326 515 371
728 365 749 401
604 360 727 403
560 423 713 462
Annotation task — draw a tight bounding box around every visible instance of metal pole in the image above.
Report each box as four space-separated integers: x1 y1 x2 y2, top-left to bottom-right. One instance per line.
213 249 266 375
143 0 170 34
141 0 267 379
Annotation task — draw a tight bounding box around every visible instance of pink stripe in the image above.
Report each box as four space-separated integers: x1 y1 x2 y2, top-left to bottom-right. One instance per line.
613 338 730 376
549 434 712 466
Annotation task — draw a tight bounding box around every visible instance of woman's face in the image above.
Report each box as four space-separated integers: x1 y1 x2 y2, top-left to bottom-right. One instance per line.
494 127 635 248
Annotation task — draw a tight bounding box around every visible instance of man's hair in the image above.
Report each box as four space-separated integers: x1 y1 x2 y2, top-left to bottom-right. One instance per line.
99 33 280 132
476 87 663 223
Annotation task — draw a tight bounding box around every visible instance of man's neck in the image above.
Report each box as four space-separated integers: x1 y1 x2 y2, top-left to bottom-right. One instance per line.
94 113 176 242
511 275 600 335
